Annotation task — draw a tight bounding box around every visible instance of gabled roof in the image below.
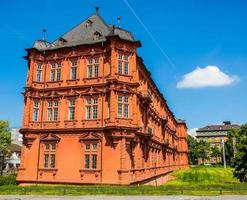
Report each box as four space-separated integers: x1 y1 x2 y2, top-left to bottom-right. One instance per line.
33 13 135 51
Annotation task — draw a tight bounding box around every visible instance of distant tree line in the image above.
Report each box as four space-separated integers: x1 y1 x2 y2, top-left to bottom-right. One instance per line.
0 120 11 175
225 124 247 182
187 135 210 165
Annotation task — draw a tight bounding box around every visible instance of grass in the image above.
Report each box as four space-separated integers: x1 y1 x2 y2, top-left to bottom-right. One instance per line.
164 165 247 195
0 166 246 195
166 165 240 186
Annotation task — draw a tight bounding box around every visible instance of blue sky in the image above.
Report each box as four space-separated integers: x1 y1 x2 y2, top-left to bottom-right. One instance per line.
0 0 246 130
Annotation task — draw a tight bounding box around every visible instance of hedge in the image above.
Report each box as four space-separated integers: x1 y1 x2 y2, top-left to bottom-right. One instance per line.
0 175 17 186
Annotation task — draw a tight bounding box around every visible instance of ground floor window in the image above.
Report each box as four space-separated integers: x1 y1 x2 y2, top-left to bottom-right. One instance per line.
44 154 56 168
42 142 57 169
83 143 98 170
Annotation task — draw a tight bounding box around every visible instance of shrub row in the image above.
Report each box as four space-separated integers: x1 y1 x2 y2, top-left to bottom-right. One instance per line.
0 175 17 186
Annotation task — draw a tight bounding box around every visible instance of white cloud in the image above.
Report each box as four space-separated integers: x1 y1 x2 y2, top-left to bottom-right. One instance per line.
188 128 198 137
176 66 239 89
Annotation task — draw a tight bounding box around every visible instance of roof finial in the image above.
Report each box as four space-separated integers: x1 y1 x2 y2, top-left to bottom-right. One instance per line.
42 29 46 41
95 6 99 15
117 16 121 27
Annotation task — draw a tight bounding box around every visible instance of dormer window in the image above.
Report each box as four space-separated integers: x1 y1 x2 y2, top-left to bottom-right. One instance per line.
58 37 67 44
85 20 93 28
93 31 102 40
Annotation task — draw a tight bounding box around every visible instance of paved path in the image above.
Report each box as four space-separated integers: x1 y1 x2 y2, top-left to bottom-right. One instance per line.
0 196 246 200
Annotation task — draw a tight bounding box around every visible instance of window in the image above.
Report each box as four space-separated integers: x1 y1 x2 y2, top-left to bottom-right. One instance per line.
84 143 98 170
50 63 61 81
33 101 39 121
118 95 129 118
107 97 110 118
45 143 49 150
68 99 75 120
43 143 56 169
147 127 152 135
118 54 129 75
92 155 97 169
70 59 77 80
50 154 56 168
50 64 55 81
85 154 90 169
85 143 90 150
124 96 129 118
44 154 49 168
85 19 93 27
92 144 97 150
47 100 58 121
87 58 99 78
86 97 98 119
36 64 42 82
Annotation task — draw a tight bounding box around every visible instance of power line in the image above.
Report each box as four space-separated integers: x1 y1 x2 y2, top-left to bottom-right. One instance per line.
123 0 176 69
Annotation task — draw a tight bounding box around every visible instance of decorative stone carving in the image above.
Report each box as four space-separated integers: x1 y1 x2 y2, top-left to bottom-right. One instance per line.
79 132 102 142
23 136 36 148
40 133 60 142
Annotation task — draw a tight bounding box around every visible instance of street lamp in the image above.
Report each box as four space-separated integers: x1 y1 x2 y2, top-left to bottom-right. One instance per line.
221 137 226 169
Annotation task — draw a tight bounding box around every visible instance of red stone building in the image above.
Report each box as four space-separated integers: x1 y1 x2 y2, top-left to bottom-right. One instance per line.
17 10 188 185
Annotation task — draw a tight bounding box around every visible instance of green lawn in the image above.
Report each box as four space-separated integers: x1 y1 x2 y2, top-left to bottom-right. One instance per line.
164 166 247 195
167 166 239 186
0 166 246 195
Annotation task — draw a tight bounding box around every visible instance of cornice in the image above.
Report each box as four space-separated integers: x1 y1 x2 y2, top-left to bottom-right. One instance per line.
19 125 139 133
23 81 139 99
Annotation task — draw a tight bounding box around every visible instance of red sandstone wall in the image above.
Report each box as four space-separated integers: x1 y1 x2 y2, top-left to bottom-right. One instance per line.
17 37 189 185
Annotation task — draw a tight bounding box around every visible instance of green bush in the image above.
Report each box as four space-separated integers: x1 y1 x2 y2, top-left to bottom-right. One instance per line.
0 175 17 186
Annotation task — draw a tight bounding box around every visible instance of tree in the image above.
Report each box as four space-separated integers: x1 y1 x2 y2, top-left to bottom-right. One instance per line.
197 140 210 163
233 124 247 182
0 120 11 175
187 135 198 165
187 135 211 165
210 146 221 163
0 121 11 156
225 128 239 166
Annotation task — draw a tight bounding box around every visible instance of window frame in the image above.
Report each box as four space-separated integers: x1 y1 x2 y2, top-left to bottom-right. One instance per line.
87 57 99 79
117 95 129 118
85 96 98 120
83 142 98 170
36 63 43 82
70 59 78 80
68 99 76 120
47 100 59 121
43 142 57 169
50 62 61 82
118 53 129 75
33 101 39 121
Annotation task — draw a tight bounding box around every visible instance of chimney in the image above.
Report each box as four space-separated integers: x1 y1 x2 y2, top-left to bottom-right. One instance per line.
223 121 231 125
117 16 121 27
42 29 46 41
95 6 99 15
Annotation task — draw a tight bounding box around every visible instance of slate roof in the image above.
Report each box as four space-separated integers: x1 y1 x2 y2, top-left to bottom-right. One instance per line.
10 143 22 152
196 124 241 132
33 13 135 51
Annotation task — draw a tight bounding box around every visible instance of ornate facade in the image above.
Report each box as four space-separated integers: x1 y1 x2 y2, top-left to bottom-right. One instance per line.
17 11 188 185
